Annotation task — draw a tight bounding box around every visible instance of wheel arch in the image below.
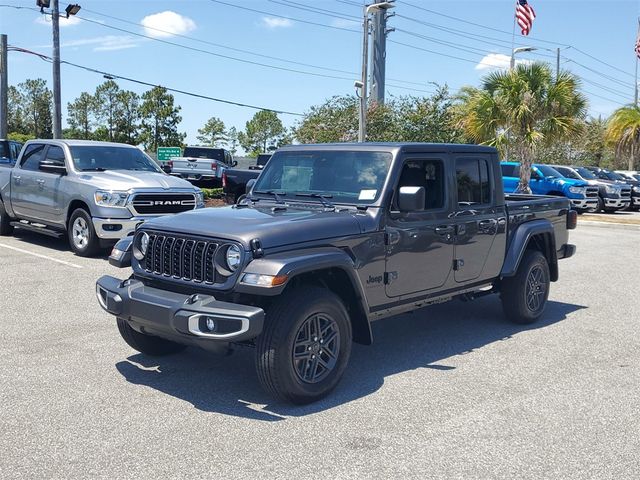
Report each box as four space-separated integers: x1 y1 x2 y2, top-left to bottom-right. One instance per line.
66 199 92 229
501 219 558 282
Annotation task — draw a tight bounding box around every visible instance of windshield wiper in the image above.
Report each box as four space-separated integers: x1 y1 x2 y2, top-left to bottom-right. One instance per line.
81 167 108 172
254 190 286 204
295 192 335 209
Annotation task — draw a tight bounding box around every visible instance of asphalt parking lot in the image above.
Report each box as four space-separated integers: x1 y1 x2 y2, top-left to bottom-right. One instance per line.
1 223 638 479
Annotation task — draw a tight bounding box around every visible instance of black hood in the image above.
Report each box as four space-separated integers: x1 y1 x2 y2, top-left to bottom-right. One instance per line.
143 204 365 249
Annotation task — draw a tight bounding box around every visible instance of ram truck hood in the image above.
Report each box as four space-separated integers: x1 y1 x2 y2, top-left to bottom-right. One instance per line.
75 170 197 191
142 205 365 249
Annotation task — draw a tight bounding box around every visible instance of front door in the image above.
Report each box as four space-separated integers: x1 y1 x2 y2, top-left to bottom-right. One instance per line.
453 156 503 283
11 143 48 221
385 157 454 298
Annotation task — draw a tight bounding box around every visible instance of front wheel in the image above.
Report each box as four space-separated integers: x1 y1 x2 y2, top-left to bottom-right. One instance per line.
500 250 550 325
0 203 14 236
117 318 187 356
255 287 352 404
68 208 100 257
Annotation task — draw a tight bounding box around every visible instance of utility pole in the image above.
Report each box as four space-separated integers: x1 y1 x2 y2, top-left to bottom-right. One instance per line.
0 34 8 139
370 9 393 104
636 17 639 107
52 0 62 139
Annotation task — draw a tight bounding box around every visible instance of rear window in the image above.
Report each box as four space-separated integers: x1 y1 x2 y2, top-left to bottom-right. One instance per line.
0 142 8 159
183 147 225 160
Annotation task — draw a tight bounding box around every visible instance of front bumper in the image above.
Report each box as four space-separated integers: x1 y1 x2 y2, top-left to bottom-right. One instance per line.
633 196 640 206
96 276 264 344
93 216 154 240
603 198 631 208
570 198 598 210
170 172 221 181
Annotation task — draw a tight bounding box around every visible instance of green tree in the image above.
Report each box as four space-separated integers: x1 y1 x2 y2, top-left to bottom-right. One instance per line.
66 92 96 139
93 80 121 142
7 85 27 135
226 126 240 155
455 63 587 193
295 95 359 143
239 110 286 156
139 86 185 153
197 116 227 147
114 90 141 145
605 106 640 170
18 78 53 138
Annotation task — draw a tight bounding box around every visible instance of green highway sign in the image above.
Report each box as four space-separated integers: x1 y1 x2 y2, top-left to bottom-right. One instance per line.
157 147 182 162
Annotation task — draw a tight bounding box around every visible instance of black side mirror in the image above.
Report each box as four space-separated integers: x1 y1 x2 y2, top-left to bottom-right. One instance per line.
398 186 425 212
161 164 172 174
39 160 67 175
246 178 257 194
232 160 238 167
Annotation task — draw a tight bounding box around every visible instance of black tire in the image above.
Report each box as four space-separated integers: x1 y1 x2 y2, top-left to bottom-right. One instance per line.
501 250 550 325
0 202 14 236
596 196 604 213
255 287 353 404
117 317 187 356
67 208 100 257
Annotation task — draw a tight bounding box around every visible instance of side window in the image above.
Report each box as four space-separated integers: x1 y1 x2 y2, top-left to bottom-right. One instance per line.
396 159 445 210
500 164 520 177
20 144 46 171
456 158 491 206
10 142 21 160
44 145 66 166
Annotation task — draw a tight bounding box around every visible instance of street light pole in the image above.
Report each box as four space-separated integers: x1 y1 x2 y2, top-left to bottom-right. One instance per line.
52 0 62 139
0 34 8 139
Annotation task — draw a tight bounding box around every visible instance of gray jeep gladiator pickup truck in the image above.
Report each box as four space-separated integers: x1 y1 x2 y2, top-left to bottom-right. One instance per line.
96 143 577 404
0 140 204 256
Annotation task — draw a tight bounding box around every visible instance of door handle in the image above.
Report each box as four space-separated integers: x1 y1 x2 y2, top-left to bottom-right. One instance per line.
13 175 21 182
36 179 45 184
435 225 454 235
479 219 497 228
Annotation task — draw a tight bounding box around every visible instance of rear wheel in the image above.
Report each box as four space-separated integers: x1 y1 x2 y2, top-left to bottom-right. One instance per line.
255 287 352 404
596 196 604 213
501 250 550 325
0 202 14 236
68 208 100 257
117 318 187 356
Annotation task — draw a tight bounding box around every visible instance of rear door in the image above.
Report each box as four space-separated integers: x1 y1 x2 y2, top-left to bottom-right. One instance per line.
385 156 455 297
11 143 47 221
35 145 67 224
453 156 505 283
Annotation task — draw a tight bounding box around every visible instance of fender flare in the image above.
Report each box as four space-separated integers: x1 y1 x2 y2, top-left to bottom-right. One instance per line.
501 219 558 281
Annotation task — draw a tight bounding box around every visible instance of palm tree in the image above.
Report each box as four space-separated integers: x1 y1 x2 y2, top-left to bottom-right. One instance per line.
605 106 640 170
456 62 587 193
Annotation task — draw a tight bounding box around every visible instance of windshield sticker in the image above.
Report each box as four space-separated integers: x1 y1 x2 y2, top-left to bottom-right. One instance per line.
358 189 377 200
282 166 313 191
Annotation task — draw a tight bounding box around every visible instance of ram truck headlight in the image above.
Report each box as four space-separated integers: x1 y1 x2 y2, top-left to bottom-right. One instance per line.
568 186 585 195
94 190 129 208
604 185 620 195
195 190 205 207
225 244 241 271
633 186 640 193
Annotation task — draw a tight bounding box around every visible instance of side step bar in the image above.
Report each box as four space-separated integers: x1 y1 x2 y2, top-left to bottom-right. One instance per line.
10 221 65 238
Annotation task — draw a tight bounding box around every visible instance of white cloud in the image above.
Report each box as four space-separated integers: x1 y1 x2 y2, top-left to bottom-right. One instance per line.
141 11 196 38
37 35 139 52
331 18 359 28
262 17 293 29
476 53 532 71
35 15 81 27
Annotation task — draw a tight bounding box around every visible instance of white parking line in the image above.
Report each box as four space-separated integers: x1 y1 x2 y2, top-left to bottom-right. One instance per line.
0 243 83 269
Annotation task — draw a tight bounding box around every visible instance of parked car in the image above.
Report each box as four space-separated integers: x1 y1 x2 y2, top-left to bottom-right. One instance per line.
501 162 598 212
615 170 640 182
585 167 640 210
222 155 272 204
553 165 631 213
0 139 24 167
0 140 204 256
167 146 236 186
97 143 577 404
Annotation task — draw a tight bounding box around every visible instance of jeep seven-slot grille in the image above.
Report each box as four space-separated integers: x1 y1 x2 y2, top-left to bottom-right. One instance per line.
131 193 197 215
144 233 219 283
585 187 598 198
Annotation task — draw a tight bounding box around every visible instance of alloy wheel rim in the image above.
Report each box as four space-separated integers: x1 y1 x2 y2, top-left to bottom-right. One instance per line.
292 313 340 384
72 217 89 249
525 265 547 313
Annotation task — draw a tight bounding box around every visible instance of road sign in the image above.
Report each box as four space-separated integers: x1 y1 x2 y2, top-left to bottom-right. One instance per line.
157 147 182 162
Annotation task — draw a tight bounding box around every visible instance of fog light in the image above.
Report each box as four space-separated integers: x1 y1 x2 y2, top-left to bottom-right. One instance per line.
205 317 216 332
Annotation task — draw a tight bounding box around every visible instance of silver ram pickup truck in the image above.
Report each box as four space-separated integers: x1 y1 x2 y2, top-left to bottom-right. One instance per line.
0 139 204 256
167 146 236 186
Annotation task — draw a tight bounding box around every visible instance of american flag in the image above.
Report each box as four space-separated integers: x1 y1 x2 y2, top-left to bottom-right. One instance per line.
635 29 640 59
516 0 536 36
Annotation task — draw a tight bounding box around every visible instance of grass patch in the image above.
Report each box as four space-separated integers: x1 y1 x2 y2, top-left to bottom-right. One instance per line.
201 188 223 199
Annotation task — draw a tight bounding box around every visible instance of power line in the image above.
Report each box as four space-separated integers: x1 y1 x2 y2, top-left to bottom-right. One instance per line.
7 45 306 116
268 0 359 22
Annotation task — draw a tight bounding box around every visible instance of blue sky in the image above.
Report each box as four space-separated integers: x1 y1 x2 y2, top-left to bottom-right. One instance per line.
1 0 639 149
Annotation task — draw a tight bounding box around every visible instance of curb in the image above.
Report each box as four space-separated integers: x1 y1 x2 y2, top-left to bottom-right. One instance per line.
578 220 640 230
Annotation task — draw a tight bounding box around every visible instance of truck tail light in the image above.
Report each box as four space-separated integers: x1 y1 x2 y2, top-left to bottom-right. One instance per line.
567 209 578 230
211 162 218 173
167 160 173 169
222 171 227 188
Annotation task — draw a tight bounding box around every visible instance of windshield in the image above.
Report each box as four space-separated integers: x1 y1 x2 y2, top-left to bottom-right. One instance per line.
556 167 581 180
183 147 224 160
70 146 161 172
253 150 392 205
604 171 625 181
535 165 563 178
633 174 640 181
575 167 596 180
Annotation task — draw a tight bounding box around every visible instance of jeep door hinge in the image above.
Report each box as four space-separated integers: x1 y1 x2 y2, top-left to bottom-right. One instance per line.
384 271 398 285
453 259 464 271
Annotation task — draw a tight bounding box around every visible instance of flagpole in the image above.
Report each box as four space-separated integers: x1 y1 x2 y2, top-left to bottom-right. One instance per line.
510 3 517 70
636 17 639 106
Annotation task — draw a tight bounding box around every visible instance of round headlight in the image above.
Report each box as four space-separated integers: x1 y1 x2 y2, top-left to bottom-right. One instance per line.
133 232 149 261
226 244 241 271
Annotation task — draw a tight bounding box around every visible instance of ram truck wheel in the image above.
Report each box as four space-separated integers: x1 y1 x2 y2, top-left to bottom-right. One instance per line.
68 208 100 257
501 250 550 325
255 287 352 404
0 203 14 236
117 318 187 356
